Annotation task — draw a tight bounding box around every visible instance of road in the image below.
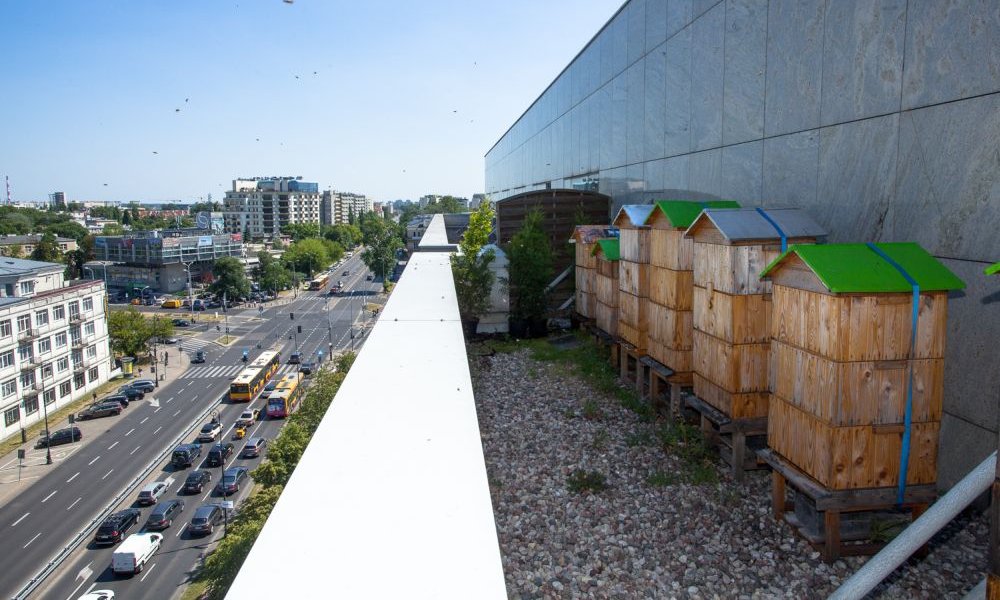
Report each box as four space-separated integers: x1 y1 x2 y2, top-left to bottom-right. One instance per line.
2 254 380 600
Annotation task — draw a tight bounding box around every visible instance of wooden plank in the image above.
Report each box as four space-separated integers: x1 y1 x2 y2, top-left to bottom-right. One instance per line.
772 471 787 521
647 303 693 350
595 300 618 338
693 286 772 344
693 373 770 420
619 260 650 297
619 228 650 263
692 242 782 295
649 266 693 310
650 228 693 270
692 330 770 393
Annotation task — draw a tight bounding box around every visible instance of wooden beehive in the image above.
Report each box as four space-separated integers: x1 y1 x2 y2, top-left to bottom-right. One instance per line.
761 242 964 490
613 206 654 350
591 238 620 338
685 208 826 419
571 226 614 320
646 200 740 380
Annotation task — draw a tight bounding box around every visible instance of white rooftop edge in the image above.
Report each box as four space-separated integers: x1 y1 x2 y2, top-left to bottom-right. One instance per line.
416 213 459 252
227 251 507 599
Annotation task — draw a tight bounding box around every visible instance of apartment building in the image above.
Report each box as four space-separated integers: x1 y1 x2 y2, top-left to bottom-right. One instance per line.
321 190 373 226
223 177 321 238
0 234 79 256
0 258 112 442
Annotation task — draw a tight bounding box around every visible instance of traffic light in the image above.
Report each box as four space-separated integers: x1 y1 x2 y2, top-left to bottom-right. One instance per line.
297 325 302 334
289 313 294 320
216 325 221 332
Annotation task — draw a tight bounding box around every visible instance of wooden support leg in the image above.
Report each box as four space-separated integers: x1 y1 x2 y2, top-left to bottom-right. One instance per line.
670 383 681 421
732 431 746 483
635 361 645 398
824 510 841 563
620 349 629 382
609 343 619 369
650 372 661 412
772 471 786 522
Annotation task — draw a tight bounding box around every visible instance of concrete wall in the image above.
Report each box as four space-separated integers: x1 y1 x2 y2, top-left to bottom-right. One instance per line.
485 0 1000 489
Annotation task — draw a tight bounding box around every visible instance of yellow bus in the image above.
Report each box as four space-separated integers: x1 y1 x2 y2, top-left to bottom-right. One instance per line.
308 274 330 291
265 374 303 418
229 351 280 402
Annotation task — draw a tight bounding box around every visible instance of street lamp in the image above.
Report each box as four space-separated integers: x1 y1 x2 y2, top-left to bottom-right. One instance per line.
182 261 194 322
40 388 52 465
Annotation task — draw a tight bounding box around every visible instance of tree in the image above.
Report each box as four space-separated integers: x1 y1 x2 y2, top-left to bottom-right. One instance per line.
321 239 345 264
2 244 23 258
108 307 155 357
281 238 329 279
360 216 402 289
31 233 62 262
281 223 320 241
451 202 496 323
506 209 553 326
121 210 133 226
256 250 291 293
271 237 285 250
424 196 464 214
209 256 251 301
322 223 362 248
44 220 89 242
101 223 125 235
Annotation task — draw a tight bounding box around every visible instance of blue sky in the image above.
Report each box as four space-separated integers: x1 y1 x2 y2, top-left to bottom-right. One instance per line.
0 1 622 204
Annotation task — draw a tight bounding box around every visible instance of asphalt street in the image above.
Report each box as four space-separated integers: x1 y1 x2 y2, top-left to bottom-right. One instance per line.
2 254 380 600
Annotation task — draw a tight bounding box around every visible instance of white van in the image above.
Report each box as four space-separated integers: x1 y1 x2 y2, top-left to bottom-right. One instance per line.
112 532 163 576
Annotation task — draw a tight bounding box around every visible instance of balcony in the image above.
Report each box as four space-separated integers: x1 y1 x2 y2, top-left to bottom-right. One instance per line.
69 313 84 325
21 384 38 397
16 328 37 342
71 338 86 350
20 359 39 371
226 240 504 598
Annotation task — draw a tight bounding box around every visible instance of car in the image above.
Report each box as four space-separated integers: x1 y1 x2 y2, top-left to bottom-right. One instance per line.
158 336 180 344
36 427 82 449
192 350 206 363
328 286 340 296
103 394 130 409
137 481 168 506
299 361 315 375
207 300 222 309
236 409 259 428
288 352 302 365
129 379 156 393
77 402 122 420
145 499 185 530
343 270 350 276
198 421 223 442
161 298 182 308
216 467 249 495
182 470 212 494
171 443 202 468
206 442 234 467
263 380 278 393
188 504 224 536
172 318 190 327
117 386 146 401
241 437 267 459
192 300 206 311
78 589 116 600
93 508 142 545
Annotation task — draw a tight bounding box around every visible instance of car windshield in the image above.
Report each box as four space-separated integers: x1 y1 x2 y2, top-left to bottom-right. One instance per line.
223 476 236 484
185 473 201 483
200 424 215 433
192 517 206 525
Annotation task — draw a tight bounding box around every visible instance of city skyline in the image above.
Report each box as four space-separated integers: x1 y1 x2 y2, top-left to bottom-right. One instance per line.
0 1 621 205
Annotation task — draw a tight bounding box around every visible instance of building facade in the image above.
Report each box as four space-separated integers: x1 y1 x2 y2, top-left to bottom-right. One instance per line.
485 0 1000 490
224 177 321 238
0 234 79 257
321 191 373 226
0 259 112 443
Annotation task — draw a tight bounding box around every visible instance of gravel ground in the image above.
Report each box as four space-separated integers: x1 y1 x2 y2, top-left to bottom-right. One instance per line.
472 348 988 600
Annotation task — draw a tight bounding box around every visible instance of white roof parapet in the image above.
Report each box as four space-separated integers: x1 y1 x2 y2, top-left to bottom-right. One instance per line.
227 251 507 599
416 213 459 252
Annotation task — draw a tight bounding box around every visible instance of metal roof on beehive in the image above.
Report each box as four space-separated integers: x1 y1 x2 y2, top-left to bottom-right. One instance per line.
612 205 655 229
760 242 966 293
684 207 827 243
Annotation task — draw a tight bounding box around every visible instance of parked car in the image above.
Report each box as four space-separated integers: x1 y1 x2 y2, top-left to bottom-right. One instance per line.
242 437 267 459
299 362 315 376
117 386 145 401
207 300 222 309
171 443 202 468
366 274 374 281
205 442 234 467
111 533 163 576
145 499 185 530
129 380 156 393
137 481 168 506
198 422 222 442
172 319 190 327
192 299 206 311
182 470 212 494
158 336 179 344
343 270 350 276
36 427 81 449
192 350 206 363
216 467 249 495
188 504 224 536
236 409 259 428
288 352 302 365
77 402 122 420
103 394 129 409
161 299 182 309
93 508 142 545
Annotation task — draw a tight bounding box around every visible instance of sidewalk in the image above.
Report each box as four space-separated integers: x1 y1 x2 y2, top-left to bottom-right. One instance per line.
0 345 196 509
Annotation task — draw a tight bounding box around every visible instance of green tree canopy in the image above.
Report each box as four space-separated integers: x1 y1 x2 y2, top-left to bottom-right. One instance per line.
30 232 62 262
281 238 330 278
209 256 252 301
255 250 292 293
423 196 465 214
506 209 552 322
108 307 160 357
281 222 320 241
360 216 402 287
452 202 496 322
189 201 222 214
322 223 362 248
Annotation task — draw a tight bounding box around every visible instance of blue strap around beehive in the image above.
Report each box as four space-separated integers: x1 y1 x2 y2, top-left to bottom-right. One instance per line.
755 207 788 252
865 243 920 505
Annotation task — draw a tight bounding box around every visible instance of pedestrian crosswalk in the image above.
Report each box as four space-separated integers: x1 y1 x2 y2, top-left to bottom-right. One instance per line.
178 338 212 352
180 363 300 380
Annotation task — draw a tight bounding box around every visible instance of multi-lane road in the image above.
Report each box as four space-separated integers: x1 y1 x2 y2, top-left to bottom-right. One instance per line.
0 254 380 600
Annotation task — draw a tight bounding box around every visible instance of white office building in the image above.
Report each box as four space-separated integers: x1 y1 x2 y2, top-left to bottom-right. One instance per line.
0 258 113 442
224 177 322 239
321 190 374 226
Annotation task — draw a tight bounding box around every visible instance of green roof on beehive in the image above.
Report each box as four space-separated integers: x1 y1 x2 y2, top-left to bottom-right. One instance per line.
760 242 966 293
649 200 741 228
987 262 1000 276
592 239 620 261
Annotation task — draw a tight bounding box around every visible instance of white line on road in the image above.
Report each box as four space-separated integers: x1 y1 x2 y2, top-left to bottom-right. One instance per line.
153 426 162 435
66 472 80 483
154 407 161 413
88 455 101 465
11 512 29 527
67 497 81 510
173 409 181 417
130 445 142 455
175 523 187 538
125 428 135 436
166 397 174 403
101 468 113 480
140 562 157 582
23 532 40 548
41 490 57 503
140 417 149 424
108 441 119 450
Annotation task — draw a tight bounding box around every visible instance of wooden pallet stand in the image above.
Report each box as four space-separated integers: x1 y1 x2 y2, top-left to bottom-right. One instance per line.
760 448 935 562
584 321 619 369
686 393 767 482
640 355 691 419
618 340 646 396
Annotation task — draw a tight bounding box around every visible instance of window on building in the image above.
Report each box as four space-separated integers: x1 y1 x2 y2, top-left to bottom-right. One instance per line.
41 363 53 380
84 322 95 337
86 345 97 358
73 373 85 389
17 345 32 363
38 337 51 354
0 320 11 338
68 301 80 319
57 357 68 372
19 281 34 296
4 406 19 426
52 305 65 321
0 351 12 370
16 314 30 332
72 350 82 368
20 371 35 388
54 332 66 348
58 380 71 398
34 310 49 327
23 397 38 415
43 389 55 406
1 379 16 398
70 326 81 346
82 297 94 312
88 367 99 383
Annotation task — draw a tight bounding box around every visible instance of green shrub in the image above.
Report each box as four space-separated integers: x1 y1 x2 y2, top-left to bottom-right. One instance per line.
566 469 608 494
646 471 677 487
581 399 603 420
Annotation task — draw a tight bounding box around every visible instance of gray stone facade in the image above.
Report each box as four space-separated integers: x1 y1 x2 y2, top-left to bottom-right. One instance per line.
485 0 1000 490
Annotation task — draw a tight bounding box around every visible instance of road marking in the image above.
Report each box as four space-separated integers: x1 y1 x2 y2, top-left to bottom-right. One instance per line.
140 561 157 582
88 455 101 465
154 407 161 413
101 468 113 480
23 532 40 548
11 512 29 527
173 409 181 417
130 445 141 455
108 441 119 450
41 490 57 503
125 428 135 436
175 523 187 538
153 426 162 435
64 563 94 600
140 417 149 424
67 497 81 510
166 396 174 403
66 472 80 483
